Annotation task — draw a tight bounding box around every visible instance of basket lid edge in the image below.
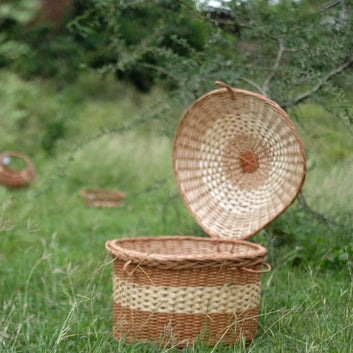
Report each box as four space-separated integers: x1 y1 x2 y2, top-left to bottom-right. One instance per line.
172 82 307 240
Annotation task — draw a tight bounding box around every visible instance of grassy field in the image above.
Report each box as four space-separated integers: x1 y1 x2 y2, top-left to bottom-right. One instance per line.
0 69 353 352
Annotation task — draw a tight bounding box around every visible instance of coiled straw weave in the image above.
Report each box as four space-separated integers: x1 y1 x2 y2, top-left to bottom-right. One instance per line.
173 81 306 239
106 236 269 347
0 151 35 189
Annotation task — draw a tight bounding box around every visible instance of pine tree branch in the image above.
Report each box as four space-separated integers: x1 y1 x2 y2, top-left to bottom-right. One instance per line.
139 62 179 81
315 98 353 137
262 38 285 97
238 77 266 96
297 192 332 229
320 0 341 11
283 54 353 108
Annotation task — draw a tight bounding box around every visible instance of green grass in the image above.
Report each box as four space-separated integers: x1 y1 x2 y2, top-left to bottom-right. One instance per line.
1 69 353 352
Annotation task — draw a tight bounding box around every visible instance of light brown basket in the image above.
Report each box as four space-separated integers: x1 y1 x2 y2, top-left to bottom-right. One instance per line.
106 236 270 347
80 188 125 208
173 81 306 240
0 151 35 189
105 82 306 347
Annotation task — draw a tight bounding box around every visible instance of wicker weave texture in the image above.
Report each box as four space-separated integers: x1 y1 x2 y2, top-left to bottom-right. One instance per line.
106 236 268 346
173 82 306 240
0 151 35 189
80 188 125 208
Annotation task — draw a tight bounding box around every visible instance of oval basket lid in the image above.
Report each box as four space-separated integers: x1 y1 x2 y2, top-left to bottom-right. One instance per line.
172 82 306 240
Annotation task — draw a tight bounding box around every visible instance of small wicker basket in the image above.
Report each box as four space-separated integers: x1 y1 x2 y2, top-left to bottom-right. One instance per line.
80 188 125 208
0 151 35 189
106 236 270 347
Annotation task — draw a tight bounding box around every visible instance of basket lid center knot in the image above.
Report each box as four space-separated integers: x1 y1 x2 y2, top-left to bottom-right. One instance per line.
239 150 259 173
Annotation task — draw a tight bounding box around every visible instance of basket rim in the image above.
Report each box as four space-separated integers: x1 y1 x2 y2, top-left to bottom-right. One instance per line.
80 188 125 199
0 150 35 173
106 235 267 266
172 83 306 240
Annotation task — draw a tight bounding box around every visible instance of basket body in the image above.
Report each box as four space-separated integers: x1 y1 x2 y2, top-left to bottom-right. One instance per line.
80 189 125 208
106 236 268 347
0 151 35 189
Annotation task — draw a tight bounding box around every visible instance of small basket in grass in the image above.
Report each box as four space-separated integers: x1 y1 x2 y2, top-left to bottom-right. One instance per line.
106 81 306 347
80 188 125 208
0 151 35 189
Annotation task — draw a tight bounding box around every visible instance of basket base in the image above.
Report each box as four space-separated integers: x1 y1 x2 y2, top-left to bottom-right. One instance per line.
113 302 259 347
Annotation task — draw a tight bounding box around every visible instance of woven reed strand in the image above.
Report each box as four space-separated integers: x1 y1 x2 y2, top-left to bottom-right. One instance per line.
0 151 35 188
173 83 306 240
106 236 267 347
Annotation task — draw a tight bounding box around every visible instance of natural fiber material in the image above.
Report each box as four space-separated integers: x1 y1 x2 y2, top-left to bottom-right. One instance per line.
113 277 260 314
173 81 306 239
80 188 125 208
106 236 269 347
0 151 35 189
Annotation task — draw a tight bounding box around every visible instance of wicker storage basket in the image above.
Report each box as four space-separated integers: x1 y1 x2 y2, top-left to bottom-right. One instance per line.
106 236 270 347
0 151 35 189
81 188 125 208
106 82 306 347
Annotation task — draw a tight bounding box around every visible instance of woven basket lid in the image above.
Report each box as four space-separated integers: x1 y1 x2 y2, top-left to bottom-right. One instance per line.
172 81 306 240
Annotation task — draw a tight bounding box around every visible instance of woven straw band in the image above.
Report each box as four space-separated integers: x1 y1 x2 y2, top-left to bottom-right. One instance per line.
113 303 259 347
113 276 260 314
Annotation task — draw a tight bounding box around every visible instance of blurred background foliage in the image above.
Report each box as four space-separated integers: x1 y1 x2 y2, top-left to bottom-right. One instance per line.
1 0 353 267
